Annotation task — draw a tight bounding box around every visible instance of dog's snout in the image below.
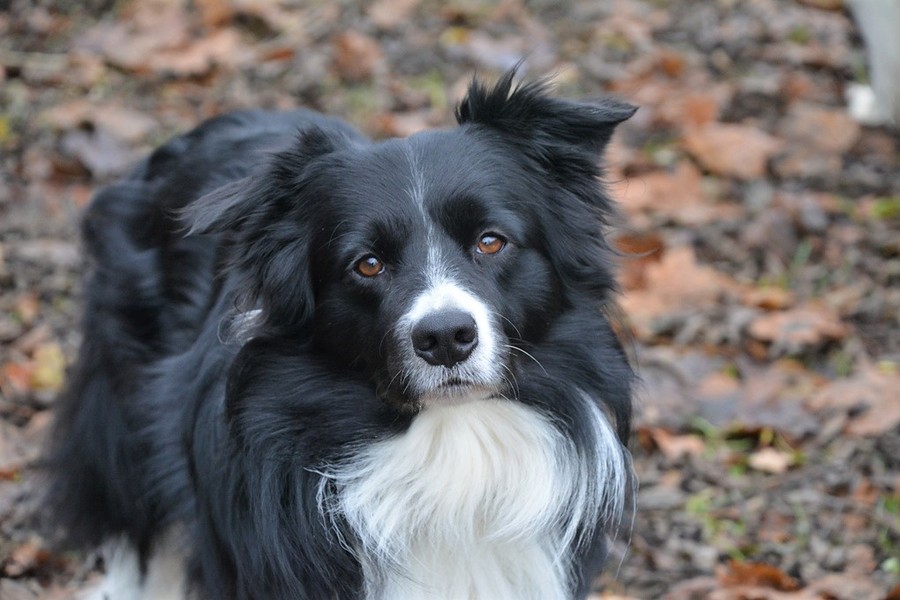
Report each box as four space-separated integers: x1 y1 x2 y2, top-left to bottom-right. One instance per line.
412 310 478 368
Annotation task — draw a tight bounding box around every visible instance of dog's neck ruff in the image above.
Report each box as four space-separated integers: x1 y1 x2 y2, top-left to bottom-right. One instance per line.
319 395 627 600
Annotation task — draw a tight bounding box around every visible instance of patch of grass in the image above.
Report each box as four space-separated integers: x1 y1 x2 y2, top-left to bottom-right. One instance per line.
788 25 812 45
409 71 447 112
871 197 900 220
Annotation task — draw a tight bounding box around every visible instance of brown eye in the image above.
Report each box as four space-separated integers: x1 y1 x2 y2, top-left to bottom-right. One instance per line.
355 255 385 277
476 233 506 255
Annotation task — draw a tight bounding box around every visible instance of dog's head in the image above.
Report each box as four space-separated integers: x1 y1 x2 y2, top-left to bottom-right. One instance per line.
191 70 634 411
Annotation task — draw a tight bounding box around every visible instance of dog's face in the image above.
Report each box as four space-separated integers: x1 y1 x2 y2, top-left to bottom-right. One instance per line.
304 131 563 408
192 74 634 411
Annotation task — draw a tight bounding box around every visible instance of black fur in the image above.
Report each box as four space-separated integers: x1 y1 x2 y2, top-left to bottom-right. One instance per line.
47 71 635 599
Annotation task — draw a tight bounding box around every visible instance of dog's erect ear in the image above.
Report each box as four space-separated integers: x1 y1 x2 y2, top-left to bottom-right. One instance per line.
456 69 635 182
459 70 636 301
183 126 351 330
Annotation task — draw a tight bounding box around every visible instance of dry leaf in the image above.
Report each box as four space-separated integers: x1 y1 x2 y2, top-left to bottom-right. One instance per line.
747 302 848 353
333 31 384 82
781 102 860 155
620 246 739 340
683 123 783 180
808 364 900 437
30 342 66 393
617 161 726 226
743 287 795 311
148 28 247 77
368 0 421 29
649 428 706 460
747 447 794 474
1 362 34 396
718 560 800 591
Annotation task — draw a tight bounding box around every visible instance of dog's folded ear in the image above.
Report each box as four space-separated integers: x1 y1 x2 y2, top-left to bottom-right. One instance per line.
456 69 635 179
181 126 352 330
185 127 346 235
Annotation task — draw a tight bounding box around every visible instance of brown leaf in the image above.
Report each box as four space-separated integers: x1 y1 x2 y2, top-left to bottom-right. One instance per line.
808 364 900 437
61 127 138 178
368 0 421 29
42 100 158 143
617 161 737 226
195 0 235 27
613 230 664 291
782 102 860 155
620 246 739 340
806 573 886 600
1 362 34 396
747 302 848 353
333 31 384 82
718 560 800 591
77 3 190 72
649 428 706 461
147 28 248 77
683 124 783 180
743 286 795 311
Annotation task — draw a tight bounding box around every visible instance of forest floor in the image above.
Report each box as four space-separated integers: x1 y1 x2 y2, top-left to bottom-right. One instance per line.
0 0 898 598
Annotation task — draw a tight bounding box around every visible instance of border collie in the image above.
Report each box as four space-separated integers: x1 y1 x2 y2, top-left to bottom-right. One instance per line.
48 70 635 600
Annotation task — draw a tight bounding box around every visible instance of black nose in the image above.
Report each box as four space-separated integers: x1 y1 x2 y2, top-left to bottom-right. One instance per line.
411 310 478 368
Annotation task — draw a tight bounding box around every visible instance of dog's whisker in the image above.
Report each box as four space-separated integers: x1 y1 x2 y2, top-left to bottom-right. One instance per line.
504 343 548 376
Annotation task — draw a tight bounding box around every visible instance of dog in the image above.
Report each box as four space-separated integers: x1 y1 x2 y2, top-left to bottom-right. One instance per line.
47 69 636 600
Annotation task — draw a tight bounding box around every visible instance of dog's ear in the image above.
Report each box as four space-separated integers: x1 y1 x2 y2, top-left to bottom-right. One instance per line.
186 127 344 235
458 70 636 301
456 69 635 186
183 127 351 330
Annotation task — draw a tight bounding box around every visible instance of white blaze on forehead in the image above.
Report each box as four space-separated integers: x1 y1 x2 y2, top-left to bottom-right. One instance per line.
404 145 446 285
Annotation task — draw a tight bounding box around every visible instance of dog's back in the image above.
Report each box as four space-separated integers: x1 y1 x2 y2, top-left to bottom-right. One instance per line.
46 109 361 551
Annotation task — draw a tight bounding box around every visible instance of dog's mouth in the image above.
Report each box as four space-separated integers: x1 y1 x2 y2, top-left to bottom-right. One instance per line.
416 377 504 408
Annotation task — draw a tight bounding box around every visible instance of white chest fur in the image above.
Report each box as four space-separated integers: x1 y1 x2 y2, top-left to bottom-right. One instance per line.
320 397 626 600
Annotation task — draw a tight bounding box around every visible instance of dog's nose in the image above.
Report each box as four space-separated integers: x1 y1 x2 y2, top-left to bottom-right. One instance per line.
412 310 478 368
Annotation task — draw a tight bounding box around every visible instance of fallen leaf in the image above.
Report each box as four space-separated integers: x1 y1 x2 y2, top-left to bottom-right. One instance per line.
781 102 860 155
194 0 235 27
148 28 248 78
1 362 34 396
649 428 706 460
333 31 384 82
61 127 138 178
737 360 823 439
718 560 800 591
617 161 728 226
743 286 795 311
368 0 421 29
42 99 158 142
620 245 740 340
807 364 900 437
747 447 794 474
77 3 190 72
807 573 886 600
747 302 849 353
30 342 66 393
613 230 664 291
683 123 783 180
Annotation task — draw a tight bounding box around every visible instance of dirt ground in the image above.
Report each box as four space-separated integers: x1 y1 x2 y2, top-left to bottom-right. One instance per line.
0 0 898 598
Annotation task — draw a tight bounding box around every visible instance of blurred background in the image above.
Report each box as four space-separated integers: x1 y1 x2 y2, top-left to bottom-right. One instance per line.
0 0 897 598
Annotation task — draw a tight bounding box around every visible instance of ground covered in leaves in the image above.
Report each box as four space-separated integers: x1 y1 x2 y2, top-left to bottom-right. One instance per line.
1 0 898 598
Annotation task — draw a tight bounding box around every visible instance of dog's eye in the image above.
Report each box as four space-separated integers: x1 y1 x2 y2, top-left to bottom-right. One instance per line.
476 233 506 255
355 255 385 277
